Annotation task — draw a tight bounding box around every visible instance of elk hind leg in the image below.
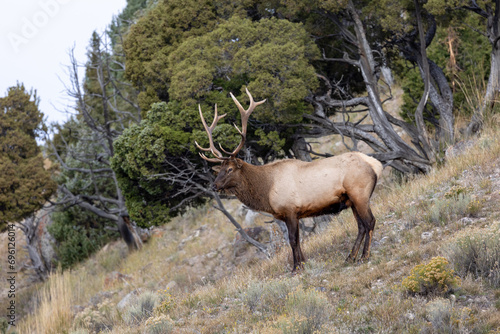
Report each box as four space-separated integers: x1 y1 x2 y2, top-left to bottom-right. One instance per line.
349 201 376 262
360 206 376 260
346 205 366 262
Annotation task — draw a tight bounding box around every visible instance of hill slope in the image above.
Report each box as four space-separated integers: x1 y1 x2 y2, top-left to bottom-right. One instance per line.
15 127 500 333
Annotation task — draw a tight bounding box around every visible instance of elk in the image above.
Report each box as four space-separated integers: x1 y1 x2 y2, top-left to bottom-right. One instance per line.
196 88 383 272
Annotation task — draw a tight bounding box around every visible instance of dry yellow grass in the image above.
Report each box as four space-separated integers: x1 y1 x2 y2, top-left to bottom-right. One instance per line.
19 269 73 334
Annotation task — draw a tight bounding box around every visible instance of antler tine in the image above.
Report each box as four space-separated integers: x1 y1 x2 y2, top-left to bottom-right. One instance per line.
228 88 266 156
218 142 237 156
194 141 211 152
198 152 225 163
197 104 229 160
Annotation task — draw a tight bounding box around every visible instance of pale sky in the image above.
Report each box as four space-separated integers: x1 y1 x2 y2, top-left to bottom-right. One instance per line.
0 0 128 125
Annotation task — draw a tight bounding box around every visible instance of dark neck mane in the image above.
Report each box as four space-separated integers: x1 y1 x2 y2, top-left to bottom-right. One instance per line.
231 163 274 214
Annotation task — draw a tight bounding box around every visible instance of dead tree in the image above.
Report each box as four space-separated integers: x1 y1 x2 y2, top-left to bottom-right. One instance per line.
304 0 453 174
462 0 500 135
16 207 54 281
48 33 143 250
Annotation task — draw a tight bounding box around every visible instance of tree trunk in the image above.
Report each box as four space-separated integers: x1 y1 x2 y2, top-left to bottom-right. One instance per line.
467 39 500 135
398 12 455 147
291 137 313 162
17 213 53 281
118 215 143 251
347 1 432 173
466 0 500 135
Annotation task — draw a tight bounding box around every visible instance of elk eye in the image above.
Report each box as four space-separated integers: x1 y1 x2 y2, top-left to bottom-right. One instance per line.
227 168 233 173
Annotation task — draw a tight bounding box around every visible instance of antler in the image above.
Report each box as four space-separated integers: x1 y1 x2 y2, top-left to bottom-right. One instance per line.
196 88 266 162
227 88 266 156
195 104 229 162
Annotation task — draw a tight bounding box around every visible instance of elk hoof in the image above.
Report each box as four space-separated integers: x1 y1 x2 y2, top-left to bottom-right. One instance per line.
291 263 305 275
357 256 370 264
345 255 356 263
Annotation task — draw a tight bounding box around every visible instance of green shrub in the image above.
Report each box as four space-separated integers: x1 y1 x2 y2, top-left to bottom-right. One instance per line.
242 278 298 313
154 289 176 315
425 193 471 226
443 185 470 199
49 208 117 269
72 300 115 333
445 223 500 287
401 257 461 295
424 298 473 334
282 286 332 333
123 291 159 325
144 314 174 334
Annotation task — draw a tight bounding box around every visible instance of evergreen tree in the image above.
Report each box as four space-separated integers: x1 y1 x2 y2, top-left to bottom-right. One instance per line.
0 84 56 231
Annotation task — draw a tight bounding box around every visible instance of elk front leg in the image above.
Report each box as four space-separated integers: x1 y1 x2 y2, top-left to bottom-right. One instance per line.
286 215 305 272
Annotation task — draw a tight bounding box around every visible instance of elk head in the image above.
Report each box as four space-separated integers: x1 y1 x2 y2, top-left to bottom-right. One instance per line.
195 88 266 192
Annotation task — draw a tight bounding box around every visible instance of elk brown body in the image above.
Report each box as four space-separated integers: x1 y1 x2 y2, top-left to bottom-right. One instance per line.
197 88 383 272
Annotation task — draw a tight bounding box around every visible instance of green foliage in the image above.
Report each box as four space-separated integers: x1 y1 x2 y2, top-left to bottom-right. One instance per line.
280 286 332 333
111 102 207 227
396 13 490 120
255 129 286 153
154 289 176 315
401 256 461 295
48 208 117 269
144 314 174 334
424 193 471 226
167 16 319 123
242 279 299 313
72 300 115 333
0 84 56 230
124 1 319 124
123 0 223 110
108 0 150 46
123 291 160 325
445 223 500 287
424 298 474 334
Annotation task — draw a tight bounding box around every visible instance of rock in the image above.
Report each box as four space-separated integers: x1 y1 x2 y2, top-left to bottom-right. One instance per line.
90 291 113 307
206 250 218 259
117 289 141 310
187 255 202 267
421 232 433 240
178 225 207 248
405 312 415 321
245 210 259 226
460 217 474 225
379 236 390 245
138 226 151 243
234 226 270 244
233 226 270 257
166 281 177 291
445 140 475 159
104 271 133 288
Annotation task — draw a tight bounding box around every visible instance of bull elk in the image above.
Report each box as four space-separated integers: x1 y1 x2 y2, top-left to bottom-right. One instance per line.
196 88 383 272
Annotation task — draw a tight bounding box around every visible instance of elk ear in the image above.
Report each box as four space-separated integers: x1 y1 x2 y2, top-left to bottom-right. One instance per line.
235 158 243 169
212 165 222 173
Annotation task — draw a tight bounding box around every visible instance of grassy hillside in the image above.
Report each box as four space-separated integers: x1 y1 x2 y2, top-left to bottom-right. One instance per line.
15 123 500 333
